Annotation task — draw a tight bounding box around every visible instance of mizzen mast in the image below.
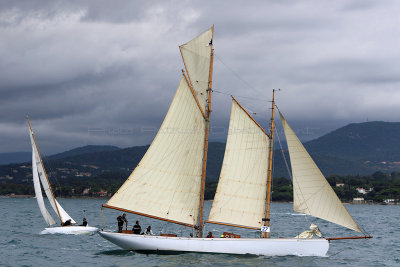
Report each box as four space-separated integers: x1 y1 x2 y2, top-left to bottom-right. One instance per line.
264 89 276 238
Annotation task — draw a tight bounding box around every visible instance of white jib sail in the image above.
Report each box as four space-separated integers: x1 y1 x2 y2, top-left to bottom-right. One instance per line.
179 27 213 112
29 127 76 224
207 99 269 229
106 76 205 226
30 134 56 226
279 112 362 233
55 200 76 224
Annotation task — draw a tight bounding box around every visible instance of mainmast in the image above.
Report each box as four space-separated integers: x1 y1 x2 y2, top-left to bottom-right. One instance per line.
199 25 214 237
264 89 276 238
27 117 63 225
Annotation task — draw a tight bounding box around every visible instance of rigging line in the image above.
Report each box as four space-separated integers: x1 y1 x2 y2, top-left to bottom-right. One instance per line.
275 125 292 181
213 89 270 103
42 154 62 198
214 53 264 96
269 128 275 229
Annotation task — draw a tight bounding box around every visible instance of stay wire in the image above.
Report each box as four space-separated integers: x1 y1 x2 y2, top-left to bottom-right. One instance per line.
213 89 270 103
214 53 265 96
42 154 63 198
275 122 292 181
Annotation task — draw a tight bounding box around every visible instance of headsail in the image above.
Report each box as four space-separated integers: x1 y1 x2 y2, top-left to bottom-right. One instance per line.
207 98 269 229
30 134 56 226
28 123 76 224
179 27 213 113
279 112 363 233
104 75 205 227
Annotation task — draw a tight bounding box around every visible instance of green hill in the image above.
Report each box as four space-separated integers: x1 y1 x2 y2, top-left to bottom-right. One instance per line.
304 121 400 171
305 121 400 161
2 121 400 187
49 145 120 160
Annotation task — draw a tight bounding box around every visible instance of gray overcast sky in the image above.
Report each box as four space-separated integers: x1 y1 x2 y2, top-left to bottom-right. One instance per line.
1 0 400 154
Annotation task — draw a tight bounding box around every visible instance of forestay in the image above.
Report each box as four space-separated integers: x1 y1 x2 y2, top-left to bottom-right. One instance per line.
105 76 205 227
179 27 213 112
30 132 56 226
279 112 363 233
207 98 269 229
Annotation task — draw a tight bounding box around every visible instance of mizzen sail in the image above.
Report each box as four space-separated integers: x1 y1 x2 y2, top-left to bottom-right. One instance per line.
179 27 213 112
279 112 362 233
104 76 205 227
207 98 269 229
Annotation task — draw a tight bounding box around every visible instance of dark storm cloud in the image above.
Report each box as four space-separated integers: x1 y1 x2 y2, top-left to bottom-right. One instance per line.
1 0 400 154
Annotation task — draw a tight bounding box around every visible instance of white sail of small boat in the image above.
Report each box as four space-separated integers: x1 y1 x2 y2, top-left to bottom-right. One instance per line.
99 26 371 256
28 118 98 235
31 136 56 226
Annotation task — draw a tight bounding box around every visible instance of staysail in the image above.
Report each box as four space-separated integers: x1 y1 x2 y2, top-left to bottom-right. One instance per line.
28 123 76 224
179 27 213 112
30 133 56 226
279 112 362 233
104 75 206 227
207 98 270 229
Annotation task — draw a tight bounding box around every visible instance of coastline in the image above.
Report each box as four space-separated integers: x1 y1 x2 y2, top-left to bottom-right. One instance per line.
0 194 109 199
1 195 392 204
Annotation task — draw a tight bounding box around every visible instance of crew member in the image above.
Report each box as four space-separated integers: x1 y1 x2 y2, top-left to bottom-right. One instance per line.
132 220 141 234
117 214 128 233
80 218 87 226
145 226 153 235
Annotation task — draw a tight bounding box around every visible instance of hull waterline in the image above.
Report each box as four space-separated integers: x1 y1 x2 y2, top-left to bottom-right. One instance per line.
99 231 329 257
41 226 99 235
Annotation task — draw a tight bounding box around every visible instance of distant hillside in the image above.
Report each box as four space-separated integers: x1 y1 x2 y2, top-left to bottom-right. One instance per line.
49 145 120 160
0 152 31 165
0 145 120 166
2 121 400 187
0 142 226 185
272 150 372 177
47 142 226 181
305 121 400 170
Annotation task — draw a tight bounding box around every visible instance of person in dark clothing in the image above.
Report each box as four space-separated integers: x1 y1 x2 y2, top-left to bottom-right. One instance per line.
145 226 153 235
132 220 141 234
206 232 214 238
63 219 72 226
80 218 87 226
117 214 128 233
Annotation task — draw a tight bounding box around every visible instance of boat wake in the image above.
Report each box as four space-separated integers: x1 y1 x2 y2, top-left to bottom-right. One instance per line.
40 226 98 235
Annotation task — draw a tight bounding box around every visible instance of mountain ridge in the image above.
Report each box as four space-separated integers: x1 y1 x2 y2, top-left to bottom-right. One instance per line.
1 121 400 185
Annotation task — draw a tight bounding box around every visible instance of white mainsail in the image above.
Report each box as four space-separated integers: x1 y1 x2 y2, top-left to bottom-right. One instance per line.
105 76 205 226
30 134 56 226
179 27 213 112
279 112 363 233
207 98 269 229
29 125 76 225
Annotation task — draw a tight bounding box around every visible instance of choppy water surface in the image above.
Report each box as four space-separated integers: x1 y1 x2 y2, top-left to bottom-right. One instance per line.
0 198 398 266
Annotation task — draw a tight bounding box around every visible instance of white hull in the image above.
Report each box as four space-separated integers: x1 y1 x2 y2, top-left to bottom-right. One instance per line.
99 231 329 257
41 226 98 235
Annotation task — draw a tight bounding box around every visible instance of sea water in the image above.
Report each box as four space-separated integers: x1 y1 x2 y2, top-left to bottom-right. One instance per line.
0 198 398 266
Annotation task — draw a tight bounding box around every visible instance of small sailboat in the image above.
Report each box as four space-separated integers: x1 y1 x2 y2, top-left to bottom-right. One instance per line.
99 26 371 256
27 118 98 235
